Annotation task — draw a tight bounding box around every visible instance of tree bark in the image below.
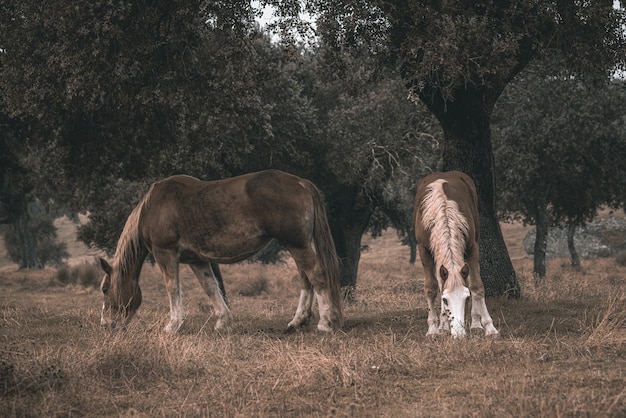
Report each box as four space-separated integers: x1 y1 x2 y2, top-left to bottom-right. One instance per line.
14 208 41 269
408 233 417 264
421 86 520 298
566 224 580 268
533 207 549 279
327 186 373 301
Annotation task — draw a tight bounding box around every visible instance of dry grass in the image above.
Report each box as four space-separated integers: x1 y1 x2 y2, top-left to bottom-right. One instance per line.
1 222 626 417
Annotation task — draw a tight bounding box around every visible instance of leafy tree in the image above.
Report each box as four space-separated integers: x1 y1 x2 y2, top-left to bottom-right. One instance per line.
1 0 269 195
321 74 441 288
493 63 626 277
310 0 626 297
3 201 69 268
0 113 43 268
1 1 276 253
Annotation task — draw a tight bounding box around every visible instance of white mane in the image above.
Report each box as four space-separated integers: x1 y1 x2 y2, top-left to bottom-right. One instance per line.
420 179 470 284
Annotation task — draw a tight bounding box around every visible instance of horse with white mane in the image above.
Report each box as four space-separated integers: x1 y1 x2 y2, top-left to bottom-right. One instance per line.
99 170 343 334
414 171 499 338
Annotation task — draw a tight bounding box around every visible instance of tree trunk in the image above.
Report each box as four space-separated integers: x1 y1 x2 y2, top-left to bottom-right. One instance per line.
14 208 41 269
533 207 549 279
408 233 417 264
327 186 373 301
566 224 580 268
421 87 520 298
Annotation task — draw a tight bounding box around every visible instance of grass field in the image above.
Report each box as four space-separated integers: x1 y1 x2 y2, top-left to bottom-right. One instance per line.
1 218 625 417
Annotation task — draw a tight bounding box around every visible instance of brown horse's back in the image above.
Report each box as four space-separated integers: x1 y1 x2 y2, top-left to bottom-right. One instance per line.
139 170 316 264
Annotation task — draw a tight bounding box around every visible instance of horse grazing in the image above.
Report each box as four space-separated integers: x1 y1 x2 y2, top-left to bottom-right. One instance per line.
413 171 499 338
98 169 343 334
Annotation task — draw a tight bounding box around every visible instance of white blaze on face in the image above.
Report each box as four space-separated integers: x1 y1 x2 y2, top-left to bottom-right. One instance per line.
441 285 471 338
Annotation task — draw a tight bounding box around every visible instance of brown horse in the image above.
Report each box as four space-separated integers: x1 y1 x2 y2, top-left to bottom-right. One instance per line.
99 170 343 333
414 171 499 338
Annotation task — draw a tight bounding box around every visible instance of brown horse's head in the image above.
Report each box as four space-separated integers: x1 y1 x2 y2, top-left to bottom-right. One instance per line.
99 258 142 329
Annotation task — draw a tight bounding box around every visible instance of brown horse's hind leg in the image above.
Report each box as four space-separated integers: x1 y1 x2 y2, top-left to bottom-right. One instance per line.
288 246 337 333
286 267 314 332
189 263 233 332
152 248 185 334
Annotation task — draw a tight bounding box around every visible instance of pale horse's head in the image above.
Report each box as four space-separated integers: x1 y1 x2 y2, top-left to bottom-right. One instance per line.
439 263 471 338
99 258 142 329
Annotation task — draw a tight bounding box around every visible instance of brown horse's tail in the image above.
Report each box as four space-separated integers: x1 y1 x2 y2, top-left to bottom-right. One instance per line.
307 182 344 328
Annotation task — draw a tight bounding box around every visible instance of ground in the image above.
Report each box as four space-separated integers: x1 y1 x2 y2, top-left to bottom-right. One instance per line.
1 215 625 417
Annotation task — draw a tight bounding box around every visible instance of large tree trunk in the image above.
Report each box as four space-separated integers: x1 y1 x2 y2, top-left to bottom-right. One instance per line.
14 208 41 269
408 233 417 264
533 207 549 279
566 224 580 268
326 186 373 301
421 87 520 298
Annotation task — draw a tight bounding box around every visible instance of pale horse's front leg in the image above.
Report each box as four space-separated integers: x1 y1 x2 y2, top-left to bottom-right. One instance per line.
419 246 441 336
467 248 499 337
470 294 499 336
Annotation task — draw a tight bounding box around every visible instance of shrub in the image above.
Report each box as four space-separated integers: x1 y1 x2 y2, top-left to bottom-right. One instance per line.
55 259 101 288
616 251 626 267
55 264 72 284
237 275 269 297
3 203 69 268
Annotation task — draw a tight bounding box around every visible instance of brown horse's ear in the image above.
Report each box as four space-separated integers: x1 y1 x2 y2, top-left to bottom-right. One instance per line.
99 257 112 275
101 274 110 295
439 265 448 281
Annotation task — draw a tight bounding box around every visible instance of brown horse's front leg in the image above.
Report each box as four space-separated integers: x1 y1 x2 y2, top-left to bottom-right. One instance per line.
153 248 185 334
190 263 233 332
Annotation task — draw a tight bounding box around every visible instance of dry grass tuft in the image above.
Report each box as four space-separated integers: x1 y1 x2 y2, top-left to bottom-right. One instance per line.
583 291 626 351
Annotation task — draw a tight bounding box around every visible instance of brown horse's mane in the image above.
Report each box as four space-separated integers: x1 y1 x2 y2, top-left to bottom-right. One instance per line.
420 179 469 286
113 183 155 279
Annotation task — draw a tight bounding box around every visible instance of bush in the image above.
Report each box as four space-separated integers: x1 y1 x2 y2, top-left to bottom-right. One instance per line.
616 251 626 267
237 275 269 297
55 259 102 288
3 203 69 268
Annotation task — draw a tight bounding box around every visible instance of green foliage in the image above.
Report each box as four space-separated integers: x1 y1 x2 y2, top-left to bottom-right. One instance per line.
493 61 626 227
76 179 149 254
312 1 625 103
3 204 69 267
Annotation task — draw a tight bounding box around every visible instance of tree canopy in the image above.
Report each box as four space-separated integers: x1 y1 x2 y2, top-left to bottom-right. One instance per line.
493 61 626 276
